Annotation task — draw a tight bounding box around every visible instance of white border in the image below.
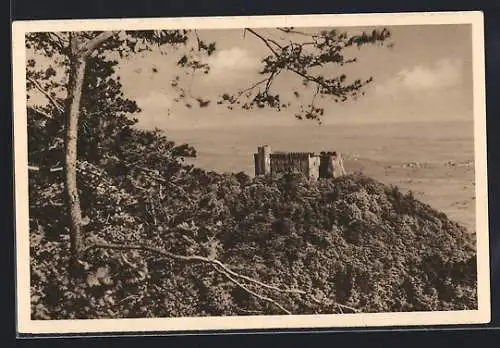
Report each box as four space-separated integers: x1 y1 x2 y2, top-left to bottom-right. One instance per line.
12 11 490 335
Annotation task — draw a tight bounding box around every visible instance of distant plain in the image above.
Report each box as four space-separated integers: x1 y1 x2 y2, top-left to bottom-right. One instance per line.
166 120 476 234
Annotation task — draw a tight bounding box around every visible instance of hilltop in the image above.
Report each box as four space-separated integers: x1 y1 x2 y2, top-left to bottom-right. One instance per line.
168 120 476 232
29 151 477 318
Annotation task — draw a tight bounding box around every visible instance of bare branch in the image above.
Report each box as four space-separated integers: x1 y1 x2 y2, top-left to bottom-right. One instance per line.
83 241 302 314
233 77 268 100
266 37 283 50
276 27 313 37
116 241 358 312
308 294 359 313
26 77 64 113
28 105 53 119
337 303 358 313
265 70 278 93
228 71 279 106
245 28 280 57
85 241 302 294
212 264 292 315
213 258 303 295
258 30 284 49
193 29 202 51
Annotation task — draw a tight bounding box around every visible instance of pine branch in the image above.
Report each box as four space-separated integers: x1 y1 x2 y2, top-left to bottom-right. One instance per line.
243 29 346 98
287 67 343 98
26 77 64 113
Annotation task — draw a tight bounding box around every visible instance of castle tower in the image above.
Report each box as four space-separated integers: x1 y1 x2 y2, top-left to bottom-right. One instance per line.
319 151 346 178
259 145 271 175
255 145 271 176
331 152 346 178
308 155 320 180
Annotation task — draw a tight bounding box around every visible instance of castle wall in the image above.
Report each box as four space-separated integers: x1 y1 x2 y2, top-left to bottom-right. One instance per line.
254 146 345 180
270 153 311 177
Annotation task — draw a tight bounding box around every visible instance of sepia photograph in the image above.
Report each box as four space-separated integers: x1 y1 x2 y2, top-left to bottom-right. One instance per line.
12 12 490 334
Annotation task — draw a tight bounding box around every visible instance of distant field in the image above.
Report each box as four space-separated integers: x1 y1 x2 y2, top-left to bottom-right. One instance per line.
166 120 476 233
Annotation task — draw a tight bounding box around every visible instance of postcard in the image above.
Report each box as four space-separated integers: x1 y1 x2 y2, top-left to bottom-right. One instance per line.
12 11 490 335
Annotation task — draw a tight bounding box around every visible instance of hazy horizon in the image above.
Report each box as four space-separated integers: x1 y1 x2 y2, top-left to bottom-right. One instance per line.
27 24 474 131
137 113 474 131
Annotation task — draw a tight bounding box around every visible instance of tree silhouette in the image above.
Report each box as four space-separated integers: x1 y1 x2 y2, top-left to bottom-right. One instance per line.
26 30 208 271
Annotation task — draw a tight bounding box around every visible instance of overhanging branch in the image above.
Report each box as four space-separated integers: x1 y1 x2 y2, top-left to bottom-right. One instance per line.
27 77 64 113
83 241 359 315
83 241 296 314
233 77 268 101
212 263 292 314
245 28 280 57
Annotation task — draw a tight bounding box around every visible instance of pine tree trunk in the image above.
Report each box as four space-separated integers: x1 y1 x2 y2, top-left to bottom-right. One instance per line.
65 48 87 270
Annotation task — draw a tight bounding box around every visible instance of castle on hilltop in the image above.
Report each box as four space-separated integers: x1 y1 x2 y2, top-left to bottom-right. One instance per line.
254 145 346 180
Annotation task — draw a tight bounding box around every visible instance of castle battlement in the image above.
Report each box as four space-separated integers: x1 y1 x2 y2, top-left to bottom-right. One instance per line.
254 145 346 180
270 152 315 158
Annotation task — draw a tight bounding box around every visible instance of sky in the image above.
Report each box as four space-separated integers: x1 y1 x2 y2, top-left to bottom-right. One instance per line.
26 24 474 130
112 24 474 130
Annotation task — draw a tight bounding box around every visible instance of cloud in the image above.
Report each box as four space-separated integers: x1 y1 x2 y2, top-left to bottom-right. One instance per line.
376 59 463 95
136 91 173 110
133 90 176 127
204 47 259 75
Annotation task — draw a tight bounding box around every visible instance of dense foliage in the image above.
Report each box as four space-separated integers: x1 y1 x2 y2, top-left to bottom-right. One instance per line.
30 146 477 318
